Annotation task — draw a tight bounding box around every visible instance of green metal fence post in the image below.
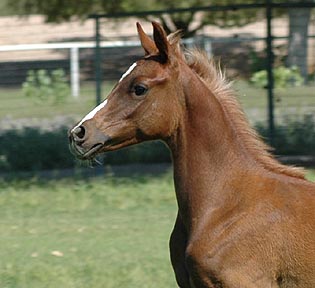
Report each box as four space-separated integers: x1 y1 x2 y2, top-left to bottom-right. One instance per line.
266 0 275 146
95 16 102 105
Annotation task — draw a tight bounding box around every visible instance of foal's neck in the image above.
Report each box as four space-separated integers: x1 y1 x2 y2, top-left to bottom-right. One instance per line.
167 69 251 231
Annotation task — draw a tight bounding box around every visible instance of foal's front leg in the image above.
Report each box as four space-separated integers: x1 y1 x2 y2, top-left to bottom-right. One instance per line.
170 212 191 288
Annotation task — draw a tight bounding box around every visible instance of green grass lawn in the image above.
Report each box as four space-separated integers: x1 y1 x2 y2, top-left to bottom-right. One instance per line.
0 169 314 287
0 172 177 288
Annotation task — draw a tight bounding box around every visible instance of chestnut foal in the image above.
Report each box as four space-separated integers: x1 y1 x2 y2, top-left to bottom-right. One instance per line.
69 22 315 287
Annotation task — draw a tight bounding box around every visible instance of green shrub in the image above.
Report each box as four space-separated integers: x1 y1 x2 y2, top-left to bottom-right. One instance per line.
250 66 304 89
248 48 267 74
0 127 75 172
22 69 70 105
0 128 171 172
255 115 315 156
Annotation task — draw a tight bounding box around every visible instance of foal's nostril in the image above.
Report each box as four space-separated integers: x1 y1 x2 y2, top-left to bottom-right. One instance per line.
73 126 86 141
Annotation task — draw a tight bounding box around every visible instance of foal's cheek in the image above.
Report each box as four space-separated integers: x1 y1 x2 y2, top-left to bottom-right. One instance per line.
138 110 175 139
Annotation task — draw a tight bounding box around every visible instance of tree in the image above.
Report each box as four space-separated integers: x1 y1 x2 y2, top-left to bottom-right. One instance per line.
286 1 313 81
7 0 265 37
6 0 126 22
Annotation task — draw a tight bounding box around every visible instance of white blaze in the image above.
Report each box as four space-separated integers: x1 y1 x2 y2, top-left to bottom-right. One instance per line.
72 99 108 132
72 63 136 132
119 62 137 82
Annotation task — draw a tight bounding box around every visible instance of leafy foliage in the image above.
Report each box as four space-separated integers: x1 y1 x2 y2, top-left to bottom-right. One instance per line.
0 127 170 172
0 127 75 171
7 0 266 37
22 69 70 105
250 66 304 89
256 115 315 156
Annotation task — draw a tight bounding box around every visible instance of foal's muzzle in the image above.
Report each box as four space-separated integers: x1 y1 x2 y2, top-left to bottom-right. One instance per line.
69 121 111 159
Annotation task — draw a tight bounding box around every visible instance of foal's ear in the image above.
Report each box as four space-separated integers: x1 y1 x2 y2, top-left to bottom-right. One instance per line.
152 21 170 63
136 22 157 56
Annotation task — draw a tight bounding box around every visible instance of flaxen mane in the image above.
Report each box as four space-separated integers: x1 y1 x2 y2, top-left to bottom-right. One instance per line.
171 38 305 179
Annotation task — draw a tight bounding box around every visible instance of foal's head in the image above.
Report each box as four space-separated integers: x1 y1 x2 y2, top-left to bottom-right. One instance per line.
69 22 184 160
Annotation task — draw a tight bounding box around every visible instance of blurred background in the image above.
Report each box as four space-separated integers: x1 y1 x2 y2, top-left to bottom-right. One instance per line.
0 1 314 287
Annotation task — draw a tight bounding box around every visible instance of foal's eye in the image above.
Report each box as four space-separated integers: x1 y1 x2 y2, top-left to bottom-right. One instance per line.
133 84 148 96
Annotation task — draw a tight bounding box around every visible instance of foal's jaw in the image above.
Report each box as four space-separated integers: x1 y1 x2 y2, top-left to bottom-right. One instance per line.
68 122 111 160
69 123 138 160
69 100 141 160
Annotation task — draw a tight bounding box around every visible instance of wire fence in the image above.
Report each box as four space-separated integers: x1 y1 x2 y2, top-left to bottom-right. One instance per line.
0 3 314 156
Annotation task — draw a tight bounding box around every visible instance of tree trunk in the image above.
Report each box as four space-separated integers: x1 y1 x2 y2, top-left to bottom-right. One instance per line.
287 8 311 82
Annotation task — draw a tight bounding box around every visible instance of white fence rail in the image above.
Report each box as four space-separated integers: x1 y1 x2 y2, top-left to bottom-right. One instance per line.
0 38 213 98
0 41 141 98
